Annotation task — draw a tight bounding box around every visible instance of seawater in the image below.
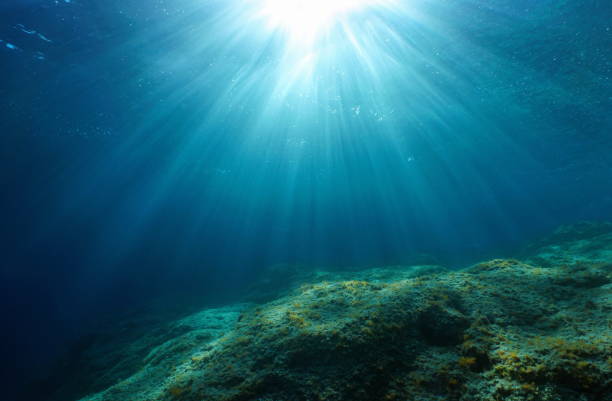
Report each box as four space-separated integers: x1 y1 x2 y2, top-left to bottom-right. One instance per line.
0 0 610 399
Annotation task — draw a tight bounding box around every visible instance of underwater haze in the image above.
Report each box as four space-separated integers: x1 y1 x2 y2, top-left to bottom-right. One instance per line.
0 0 611 400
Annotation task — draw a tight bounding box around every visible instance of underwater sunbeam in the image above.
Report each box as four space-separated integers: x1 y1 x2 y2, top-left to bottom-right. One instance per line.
260 0 390 44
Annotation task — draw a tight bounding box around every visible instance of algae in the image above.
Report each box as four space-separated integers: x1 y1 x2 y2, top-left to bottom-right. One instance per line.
40 223 612 401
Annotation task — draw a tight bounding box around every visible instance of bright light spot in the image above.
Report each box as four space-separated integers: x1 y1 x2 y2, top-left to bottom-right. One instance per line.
260 0 379 43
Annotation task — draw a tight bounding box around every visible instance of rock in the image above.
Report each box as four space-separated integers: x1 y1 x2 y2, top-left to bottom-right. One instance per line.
39 223 612 401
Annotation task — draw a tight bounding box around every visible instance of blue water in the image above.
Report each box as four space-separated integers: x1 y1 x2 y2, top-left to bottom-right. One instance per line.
0 0 610 398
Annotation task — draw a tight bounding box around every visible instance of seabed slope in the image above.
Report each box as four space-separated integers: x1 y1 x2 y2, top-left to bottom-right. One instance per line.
48 223 612 401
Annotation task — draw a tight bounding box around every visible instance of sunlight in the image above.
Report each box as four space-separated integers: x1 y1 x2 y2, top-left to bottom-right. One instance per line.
260 0 384 44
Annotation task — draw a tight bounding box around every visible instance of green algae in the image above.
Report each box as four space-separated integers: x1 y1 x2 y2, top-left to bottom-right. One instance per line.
65 223 612 401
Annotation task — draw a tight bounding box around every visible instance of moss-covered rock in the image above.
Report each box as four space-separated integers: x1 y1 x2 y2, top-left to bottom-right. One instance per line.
70 223 612 401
